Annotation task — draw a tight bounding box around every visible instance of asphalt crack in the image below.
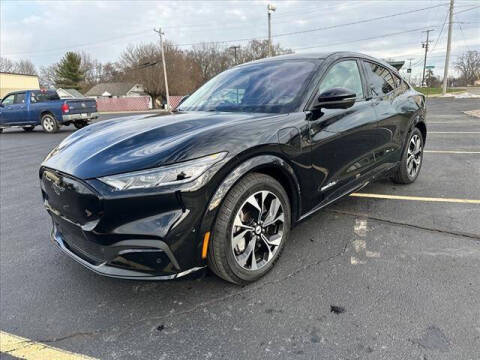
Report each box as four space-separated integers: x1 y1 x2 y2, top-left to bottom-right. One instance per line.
42 239 350 343
327 209 480 241
39 331 98 344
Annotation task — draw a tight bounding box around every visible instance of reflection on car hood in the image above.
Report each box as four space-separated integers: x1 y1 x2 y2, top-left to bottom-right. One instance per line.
42 112 281 179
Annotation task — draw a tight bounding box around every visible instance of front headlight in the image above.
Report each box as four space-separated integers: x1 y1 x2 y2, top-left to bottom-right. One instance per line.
98 152 227 191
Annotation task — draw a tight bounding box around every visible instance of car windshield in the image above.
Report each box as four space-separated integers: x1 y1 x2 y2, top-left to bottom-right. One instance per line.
178 60 319 113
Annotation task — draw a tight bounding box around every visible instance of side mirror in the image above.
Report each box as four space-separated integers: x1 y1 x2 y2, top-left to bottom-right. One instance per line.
312 87 356 110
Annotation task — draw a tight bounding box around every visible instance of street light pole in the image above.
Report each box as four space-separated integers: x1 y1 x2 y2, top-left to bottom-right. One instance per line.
229 45 240 65
442 0 454 95
267 4 276 57
154 27 170 111
421 29 434 87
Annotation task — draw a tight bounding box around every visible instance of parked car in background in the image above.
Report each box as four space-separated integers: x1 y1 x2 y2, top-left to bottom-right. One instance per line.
0 90 97 133
40 52 426 284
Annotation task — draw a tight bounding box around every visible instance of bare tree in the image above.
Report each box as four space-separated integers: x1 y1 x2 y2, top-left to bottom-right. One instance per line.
0 57 37 75
39 64 57 88
238 40 293 63
119 42 201 107
455 50 480 86
189 43 232 83
0 57 15 72
14 59 37 75
187 40 292 85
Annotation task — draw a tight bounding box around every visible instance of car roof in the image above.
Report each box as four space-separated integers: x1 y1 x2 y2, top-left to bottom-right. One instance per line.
239 51 399 73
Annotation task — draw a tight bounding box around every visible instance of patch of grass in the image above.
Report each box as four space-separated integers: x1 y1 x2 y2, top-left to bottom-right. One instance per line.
414 87 466 95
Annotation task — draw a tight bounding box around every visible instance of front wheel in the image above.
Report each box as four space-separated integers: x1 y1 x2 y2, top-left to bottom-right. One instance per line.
41 114 60 133
392 127 424 184
208 173 291 284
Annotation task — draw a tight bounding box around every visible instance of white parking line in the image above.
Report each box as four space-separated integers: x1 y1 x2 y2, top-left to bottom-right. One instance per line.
429 131 480 134
350 193 480 204
424 150 480 154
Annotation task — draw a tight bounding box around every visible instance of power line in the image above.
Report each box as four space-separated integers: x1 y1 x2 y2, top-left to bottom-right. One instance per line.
3 3 452 56
454 4 480 15
176 4 448 48
272 3 447 39
292 27 435 52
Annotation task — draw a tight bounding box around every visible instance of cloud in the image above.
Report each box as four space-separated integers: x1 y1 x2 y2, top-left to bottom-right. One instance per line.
0 0 478 77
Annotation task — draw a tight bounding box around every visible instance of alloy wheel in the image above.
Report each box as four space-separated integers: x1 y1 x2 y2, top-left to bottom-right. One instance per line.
406 134 422 179
43 116 55 132
231 190 285 271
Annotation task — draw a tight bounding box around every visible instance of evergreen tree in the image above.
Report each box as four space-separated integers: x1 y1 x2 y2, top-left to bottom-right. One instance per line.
55 52 84 89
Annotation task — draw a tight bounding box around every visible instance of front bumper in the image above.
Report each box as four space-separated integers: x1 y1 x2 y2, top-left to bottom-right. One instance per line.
51 223 204 280
40 167 214 280
62 112 98 122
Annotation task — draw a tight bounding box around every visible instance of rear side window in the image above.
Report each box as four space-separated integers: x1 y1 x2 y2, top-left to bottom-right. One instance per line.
318 60 364 99
364 62 396 96
14 93 26 104
32 91 60 103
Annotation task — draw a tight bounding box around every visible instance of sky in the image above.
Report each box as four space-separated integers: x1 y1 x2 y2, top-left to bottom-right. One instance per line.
1 0 479 81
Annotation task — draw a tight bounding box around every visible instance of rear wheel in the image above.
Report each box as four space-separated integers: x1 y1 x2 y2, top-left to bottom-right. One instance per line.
22 126 34 132
392 127 424 184
41 114 59 133
74 120 88 129
208 173 291 284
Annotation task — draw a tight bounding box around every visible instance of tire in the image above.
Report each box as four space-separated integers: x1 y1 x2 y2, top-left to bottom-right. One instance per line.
391 127 424 184
208 173 291 285
22 126 34 132
74 120 88 129
41 114 60 133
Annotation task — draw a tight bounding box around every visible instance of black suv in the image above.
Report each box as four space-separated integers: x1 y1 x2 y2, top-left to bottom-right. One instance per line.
40 52 426 284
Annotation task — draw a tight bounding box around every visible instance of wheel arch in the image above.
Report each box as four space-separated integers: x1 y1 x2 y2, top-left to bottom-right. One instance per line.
40 110 55 121
198 154 302 247
416 120 427 144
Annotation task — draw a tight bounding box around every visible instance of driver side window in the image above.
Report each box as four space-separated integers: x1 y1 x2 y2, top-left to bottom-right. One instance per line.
2 94 15 106
318 60 364 99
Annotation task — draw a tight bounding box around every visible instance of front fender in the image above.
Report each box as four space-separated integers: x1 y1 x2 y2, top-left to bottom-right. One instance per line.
194 154 301 263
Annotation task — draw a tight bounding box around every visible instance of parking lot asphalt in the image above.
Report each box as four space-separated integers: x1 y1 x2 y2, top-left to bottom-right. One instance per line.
1 98 479 360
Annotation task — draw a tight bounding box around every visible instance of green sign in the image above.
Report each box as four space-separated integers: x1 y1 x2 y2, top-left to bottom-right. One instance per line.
425 65 435 69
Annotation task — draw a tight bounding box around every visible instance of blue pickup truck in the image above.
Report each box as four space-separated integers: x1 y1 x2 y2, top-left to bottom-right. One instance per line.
0 90 97 133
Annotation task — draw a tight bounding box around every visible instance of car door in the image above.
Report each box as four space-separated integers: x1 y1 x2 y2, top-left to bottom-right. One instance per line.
0 94 16 125
11 92 29 123
307 58 382 207
361 61 411 168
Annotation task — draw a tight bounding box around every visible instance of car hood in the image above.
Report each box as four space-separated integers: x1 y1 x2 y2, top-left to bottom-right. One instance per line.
42 112 282 179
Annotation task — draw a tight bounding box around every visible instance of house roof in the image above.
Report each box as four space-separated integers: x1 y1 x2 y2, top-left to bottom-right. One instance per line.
0 72 38 77
85 82 139 97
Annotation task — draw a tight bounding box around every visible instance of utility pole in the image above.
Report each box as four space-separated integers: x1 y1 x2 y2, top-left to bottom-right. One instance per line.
407 58 414 83
442 0 454 95
229 45 240 65
154 27 170 111
421 29 434 87
267 4 276 57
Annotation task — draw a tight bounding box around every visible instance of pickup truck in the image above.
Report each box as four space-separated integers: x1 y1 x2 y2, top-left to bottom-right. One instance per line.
0 90 97 133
